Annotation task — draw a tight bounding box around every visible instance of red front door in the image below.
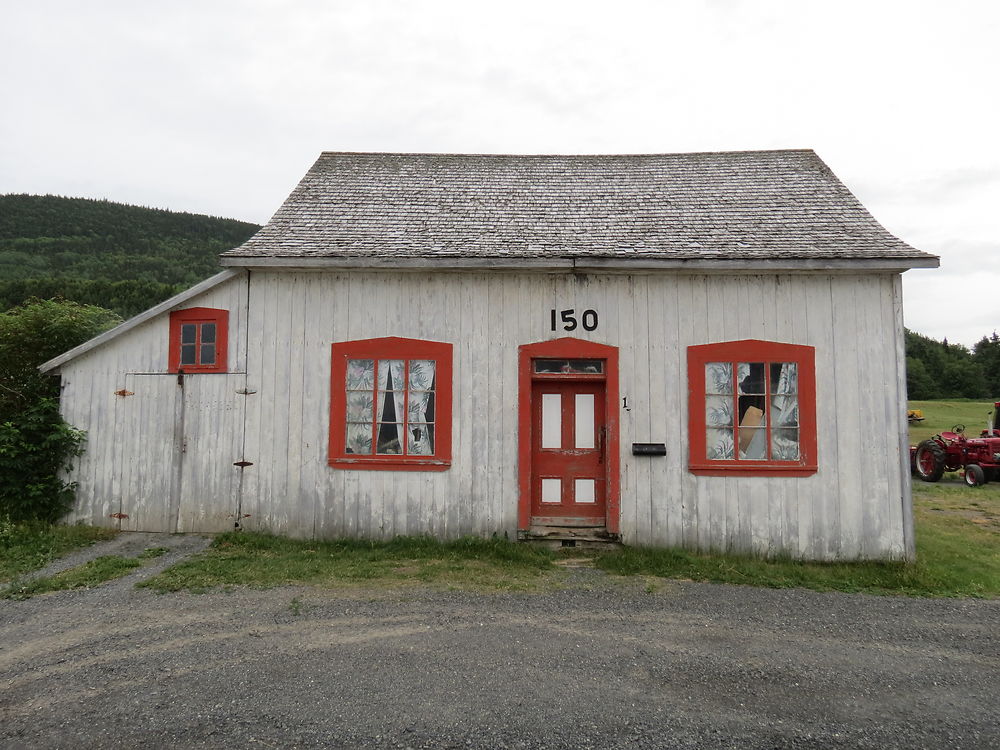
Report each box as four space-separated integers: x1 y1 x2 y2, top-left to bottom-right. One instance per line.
530 380 607 522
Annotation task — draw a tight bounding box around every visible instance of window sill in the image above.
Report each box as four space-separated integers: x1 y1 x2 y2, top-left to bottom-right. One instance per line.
689 463 818 478
329 457 451 472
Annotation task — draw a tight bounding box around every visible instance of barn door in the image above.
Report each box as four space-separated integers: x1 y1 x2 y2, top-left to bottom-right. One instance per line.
531 380 607 523
114 374 179 532
176 375 246 532
114 373 245 532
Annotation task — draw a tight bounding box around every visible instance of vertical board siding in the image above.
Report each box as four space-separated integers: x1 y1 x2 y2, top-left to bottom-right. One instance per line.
60 269 908 560
58 274 248 530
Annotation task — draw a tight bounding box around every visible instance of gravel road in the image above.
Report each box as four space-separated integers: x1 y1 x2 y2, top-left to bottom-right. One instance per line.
1 537 997 749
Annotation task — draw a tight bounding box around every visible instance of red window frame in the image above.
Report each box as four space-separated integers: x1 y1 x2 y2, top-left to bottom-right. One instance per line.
687 339 817 477
168 307 229 374
329 336 453 471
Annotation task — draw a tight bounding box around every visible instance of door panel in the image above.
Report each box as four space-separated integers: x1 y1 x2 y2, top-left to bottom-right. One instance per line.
531 381 606 521
116 374 181 532
116 374 244 533
177 375 246 532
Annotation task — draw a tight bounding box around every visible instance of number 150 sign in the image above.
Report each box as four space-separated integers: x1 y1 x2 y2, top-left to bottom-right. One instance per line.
549 308 598 332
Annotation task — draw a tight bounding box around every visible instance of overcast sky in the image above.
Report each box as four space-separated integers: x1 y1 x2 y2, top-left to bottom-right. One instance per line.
2 1 997 347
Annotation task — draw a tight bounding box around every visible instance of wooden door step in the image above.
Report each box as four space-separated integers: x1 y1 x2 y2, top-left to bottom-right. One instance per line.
519 524 620 549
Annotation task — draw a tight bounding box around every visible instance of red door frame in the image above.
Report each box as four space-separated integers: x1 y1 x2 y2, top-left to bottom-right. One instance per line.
517 337 620 533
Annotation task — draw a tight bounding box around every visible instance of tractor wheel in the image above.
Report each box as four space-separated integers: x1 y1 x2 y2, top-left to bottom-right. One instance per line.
914 440 946 482
964 464 986 487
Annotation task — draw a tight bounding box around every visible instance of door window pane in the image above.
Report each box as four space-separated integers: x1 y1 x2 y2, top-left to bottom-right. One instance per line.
541 478 561 503
575 478 596 503
200 344 215 365
541 393 561 449
200 323 216 344
575 393 595 449
534 359 603 374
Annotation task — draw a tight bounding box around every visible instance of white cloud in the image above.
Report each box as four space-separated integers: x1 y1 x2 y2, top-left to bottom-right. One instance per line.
1 0 997 345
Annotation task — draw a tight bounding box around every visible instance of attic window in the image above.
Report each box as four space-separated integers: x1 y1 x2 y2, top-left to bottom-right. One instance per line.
168 308 229 374
687 340 817 476
329 337 453 471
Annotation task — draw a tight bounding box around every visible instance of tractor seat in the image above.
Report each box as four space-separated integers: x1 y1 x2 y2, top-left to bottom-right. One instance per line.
940 431 961 442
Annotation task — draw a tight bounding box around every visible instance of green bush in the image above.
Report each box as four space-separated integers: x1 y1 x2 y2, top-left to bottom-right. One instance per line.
0 298 119 522
0 399 85 522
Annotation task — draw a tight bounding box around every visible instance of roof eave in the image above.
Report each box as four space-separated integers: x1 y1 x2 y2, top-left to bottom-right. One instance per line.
220 255 940 273
39 270 244 373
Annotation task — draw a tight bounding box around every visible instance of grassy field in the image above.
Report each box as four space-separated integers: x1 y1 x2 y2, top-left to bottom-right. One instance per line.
908 399 997 444
139 533 558 594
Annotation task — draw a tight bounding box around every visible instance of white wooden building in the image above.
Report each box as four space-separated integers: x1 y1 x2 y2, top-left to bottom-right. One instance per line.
41 150 938 560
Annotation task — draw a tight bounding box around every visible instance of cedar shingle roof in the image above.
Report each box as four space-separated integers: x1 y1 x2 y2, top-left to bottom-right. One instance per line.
222 150 935 264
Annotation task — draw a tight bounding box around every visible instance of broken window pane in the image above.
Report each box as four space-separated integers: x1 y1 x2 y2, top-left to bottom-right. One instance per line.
738 363 765 395
705 362 733 395
740 427 767 460
771 362 797 394
407 423 434 455
345 422 373 455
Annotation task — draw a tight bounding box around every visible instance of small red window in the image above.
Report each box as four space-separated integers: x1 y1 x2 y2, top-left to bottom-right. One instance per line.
168 308 229 374
329 337 453 471
688 340 817 476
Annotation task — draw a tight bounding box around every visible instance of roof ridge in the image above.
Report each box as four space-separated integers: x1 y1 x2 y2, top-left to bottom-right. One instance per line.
316 149 819 159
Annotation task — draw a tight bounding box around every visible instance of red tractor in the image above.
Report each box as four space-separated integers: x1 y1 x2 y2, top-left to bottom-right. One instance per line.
911 402 1000 487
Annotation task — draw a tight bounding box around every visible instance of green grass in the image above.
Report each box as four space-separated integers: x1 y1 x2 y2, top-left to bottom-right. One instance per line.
0 521 116 582
139 533 558 594
594 479 999 598
1 555 142 600
908 399 997 444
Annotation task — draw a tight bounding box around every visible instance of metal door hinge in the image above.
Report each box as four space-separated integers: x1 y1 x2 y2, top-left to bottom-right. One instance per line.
236 388 257 395
114 389 134 397
234 460 254 467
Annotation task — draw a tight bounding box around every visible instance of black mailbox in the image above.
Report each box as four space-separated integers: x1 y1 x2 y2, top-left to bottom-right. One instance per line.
632 443 667 456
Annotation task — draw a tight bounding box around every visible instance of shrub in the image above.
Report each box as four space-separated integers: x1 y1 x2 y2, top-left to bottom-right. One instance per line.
0 299 118 522
0 398 85 522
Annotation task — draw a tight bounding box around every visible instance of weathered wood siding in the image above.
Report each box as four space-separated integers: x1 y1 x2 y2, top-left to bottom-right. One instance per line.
238 270 909 560
59 274 249 529
58 268 912 560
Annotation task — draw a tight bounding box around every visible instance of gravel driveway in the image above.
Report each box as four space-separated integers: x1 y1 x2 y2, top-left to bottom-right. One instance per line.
1 538 997 749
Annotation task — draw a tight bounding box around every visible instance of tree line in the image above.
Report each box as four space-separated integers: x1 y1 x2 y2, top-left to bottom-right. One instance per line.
905 329 1000 400
0 194 258 317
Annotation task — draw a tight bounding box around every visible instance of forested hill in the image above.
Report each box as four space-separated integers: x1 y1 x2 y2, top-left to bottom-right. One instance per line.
0 194 259 317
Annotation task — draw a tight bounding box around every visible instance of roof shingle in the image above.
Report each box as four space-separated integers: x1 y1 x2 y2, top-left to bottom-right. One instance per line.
222 150 936 264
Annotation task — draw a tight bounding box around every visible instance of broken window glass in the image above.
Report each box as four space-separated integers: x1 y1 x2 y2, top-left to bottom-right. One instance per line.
705 359 799 462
